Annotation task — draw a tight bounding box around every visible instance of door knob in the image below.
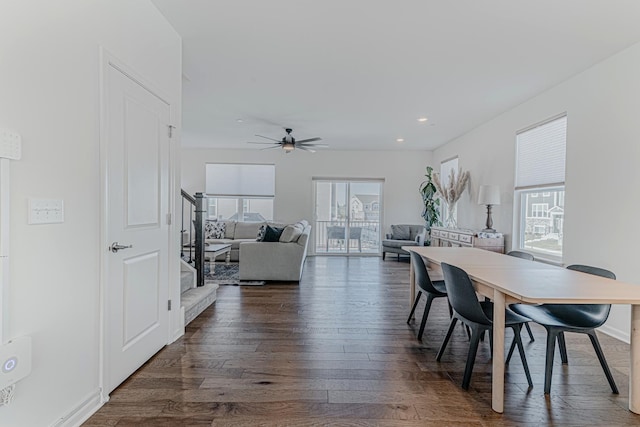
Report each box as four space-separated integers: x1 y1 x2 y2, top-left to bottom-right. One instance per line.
109 242 133 253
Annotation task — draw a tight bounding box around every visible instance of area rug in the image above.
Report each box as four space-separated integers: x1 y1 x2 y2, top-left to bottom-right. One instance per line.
204 262 265 286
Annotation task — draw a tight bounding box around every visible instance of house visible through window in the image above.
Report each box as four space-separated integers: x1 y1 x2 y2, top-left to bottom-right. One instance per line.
205 163 275 222
515 114 566 259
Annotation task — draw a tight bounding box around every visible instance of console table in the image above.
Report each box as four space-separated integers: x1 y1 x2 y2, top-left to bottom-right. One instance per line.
430 226 504 253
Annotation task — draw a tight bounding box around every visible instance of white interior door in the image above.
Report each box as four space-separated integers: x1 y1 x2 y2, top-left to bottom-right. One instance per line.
104 63 170 393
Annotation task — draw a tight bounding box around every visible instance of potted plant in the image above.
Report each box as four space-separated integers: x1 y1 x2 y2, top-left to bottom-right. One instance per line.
419 166 440 245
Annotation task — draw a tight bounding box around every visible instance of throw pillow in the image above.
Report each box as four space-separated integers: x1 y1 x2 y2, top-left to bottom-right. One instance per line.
279 223 304 243
205 220 225 239
256 224 267 241
262 225 284 242
391 224 411 240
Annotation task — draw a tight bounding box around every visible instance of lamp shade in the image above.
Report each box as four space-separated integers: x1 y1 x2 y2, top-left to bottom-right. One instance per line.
478 185 500 205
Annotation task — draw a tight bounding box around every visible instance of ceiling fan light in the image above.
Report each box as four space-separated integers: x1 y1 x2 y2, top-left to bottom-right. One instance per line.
283 143 295 152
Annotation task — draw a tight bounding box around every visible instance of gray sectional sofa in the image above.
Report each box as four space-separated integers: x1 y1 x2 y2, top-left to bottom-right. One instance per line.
205 219 311 281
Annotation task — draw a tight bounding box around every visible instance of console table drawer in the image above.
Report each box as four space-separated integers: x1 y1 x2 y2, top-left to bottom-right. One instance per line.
447 232 459 241
459 234 472 244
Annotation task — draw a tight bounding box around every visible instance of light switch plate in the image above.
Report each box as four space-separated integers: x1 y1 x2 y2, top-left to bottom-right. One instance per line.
0 336 31 390
28 199 64 224
0 129 21 160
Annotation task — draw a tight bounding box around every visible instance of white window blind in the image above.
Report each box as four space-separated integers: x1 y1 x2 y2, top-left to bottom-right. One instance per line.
515 115 567 189
205 163 275 197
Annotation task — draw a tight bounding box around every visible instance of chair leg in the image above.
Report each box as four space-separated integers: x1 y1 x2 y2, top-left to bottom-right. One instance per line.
437 317 458 361
525 322 535 342
382 251 386 260
447 301 453 318
407 291 422 324
462 327 482 390
513 325 533 388
586 330 619 394
544 329 558 394
505 336 517 364
557 331 568 364
397 254 400 261
417 294 435 341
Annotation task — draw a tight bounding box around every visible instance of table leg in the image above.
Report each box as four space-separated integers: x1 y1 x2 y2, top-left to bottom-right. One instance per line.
630 304 640 413
492 290 505 413
409 255 415 314
225 251 231 266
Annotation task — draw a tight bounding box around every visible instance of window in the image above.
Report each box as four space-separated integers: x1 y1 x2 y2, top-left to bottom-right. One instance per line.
313 179 383 255
205 163 275 221
515 115 566 259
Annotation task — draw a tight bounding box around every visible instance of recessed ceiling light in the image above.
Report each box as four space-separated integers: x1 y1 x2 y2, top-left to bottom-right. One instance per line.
418 117 428 122
396 138 404 143
236 119 243 123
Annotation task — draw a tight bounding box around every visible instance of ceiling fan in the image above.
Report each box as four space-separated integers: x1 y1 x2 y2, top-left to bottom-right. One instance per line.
248 128 328 153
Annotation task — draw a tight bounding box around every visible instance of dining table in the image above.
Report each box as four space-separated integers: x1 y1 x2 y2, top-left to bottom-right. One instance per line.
404 246 640 414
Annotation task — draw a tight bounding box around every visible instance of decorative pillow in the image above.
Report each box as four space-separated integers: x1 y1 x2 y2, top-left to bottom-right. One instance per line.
279 223 304 243
391 224 411 240
205 220 225 239
262 225 285 242
256 224 267 241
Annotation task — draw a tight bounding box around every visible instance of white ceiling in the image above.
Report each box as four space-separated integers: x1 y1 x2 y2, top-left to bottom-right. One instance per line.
151 0 640 151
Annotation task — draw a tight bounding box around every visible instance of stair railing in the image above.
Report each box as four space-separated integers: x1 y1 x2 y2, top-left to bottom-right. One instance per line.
180 190 206 287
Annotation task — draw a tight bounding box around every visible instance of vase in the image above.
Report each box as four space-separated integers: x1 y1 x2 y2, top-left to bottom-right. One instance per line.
444 202 457 228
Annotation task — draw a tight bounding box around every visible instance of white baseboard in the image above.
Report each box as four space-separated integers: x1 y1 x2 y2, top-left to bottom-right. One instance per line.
50 388 104 427
599 324 630 344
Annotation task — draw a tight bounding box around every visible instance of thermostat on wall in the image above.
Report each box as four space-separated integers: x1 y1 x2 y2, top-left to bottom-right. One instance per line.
0 336 31 389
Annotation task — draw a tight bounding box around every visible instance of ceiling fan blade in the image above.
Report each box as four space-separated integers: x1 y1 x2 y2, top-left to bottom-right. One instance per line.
296 146 316 153
255 134 282 142
296 137 322 143
298 143 328 148
248 141 280 145
260 145 282 150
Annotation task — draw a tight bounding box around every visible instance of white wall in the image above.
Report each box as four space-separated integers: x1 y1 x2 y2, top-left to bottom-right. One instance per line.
181 149 433 247
0 2 181 426
432 41 640 342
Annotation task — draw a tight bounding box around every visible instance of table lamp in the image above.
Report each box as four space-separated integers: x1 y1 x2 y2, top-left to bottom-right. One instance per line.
478 185 500 232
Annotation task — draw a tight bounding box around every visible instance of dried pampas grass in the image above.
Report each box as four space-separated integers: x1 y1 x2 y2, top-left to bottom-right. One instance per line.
433 168 470 207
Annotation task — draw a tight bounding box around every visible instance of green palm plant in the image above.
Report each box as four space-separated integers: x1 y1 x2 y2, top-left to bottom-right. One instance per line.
419 166 440 244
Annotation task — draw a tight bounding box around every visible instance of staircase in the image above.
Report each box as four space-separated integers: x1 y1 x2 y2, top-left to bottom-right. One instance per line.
180 190 218 326
180 259 219 326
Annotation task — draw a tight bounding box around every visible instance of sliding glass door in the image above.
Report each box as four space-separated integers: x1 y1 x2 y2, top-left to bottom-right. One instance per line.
313 179 383 255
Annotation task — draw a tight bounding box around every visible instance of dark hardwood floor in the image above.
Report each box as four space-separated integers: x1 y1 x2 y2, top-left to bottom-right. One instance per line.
84 256 639 426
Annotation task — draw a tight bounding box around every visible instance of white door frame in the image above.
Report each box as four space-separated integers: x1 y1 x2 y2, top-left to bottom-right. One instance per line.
98 48 181 403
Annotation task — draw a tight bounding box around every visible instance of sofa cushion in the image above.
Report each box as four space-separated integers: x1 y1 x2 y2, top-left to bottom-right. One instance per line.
205 220 225 239
280 222 305 243
263 225 285 242
391 224 411 240
234 221 264 239
205 238 234 246
382 239 418 249
224 221 237 239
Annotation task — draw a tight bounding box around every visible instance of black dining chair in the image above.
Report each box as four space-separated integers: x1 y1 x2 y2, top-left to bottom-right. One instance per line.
507 264 619 394
506 250 536 342
407 251 451 341
436 263 533 390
